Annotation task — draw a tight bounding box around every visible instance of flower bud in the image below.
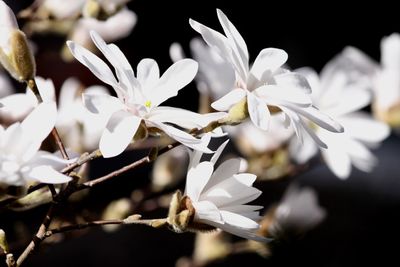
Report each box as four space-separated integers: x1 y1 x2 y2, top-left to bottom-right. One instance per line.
101 198 132 232
0 229 9 253
0 1 36 82
221 97 248 125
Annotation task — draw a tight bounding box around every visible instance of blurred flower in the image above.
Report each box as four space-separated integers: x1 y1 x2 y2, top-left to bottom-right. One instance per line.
55 78 109 152
42 0 86 19
190 9 343 147
68 31 225 157
101 198 132 232
151 145 188 192
0 71 13 98
65 8 136 60
260 184 326 239
290 63 390 179
168 140 268 242
0 1 36 81
0 102 72 186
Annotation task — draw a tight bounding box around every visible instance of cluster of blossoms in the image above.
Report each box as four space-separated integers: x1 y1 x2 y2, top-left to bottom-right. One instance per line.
0 1 396 265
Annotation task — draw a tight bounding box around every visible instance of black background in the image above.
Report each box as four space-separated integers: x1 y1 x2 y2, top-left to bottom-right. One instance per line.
2 0 400 266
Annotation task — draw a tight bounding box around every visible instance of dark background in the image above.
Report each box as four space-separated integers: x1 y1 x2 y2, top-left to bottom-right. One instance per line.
2 0 400 266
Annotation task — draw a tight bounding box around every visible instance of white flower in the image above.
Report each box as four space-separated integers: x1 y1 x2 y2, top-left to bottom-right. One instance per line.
70 8 136 47
290 64 390 179
67 31 225 158
0 102 72 186
184 140 267 242
268 184 326 237
189 9 343 147
97 0 131 14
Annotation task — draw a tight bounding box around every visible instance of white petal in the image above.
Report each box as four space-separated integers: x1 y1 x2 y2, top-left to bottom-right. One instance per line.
189 18 247 82
150 59 198 107
247 92 270 130
192 200 223 224
320 133 352 179
274 72 312 94
82 93 124 114
147 106 226 130
381 33 400 69
185 161 214 201
137 58 160 90
21 102 57 144
0 93 35 121
210 140 230 165
345 138 377 172
289 132 319 164
254 85 312 107
233 173 257 186
287 105 344 133
28 165 71 184
339 112 390 145
66 40 118 87
220 210 259 229
325 88 372 116
211 88 246 111
169 42 185 62
100 111 141 158
203 158 241 192
201 220 269 242
216 9 249 75
150 121 212 153
250 48 288 80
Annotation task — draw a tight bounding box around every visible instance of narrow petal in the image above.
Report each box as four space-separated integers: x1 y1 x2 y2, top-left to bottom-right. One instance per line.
325 88 372 116
189 18 247 82
289 132 319 164
247 92 270 130
250 48 288 80
220 210 259 229
150 121 212 153
0 93 35 121
28 166 71 184
150 59 198 107
192 200 224 224
169 42 185 62
100 111 141 158
216 9 249 74
185 161 214 201
211 88 246 111
66 40 118 87
210 140 230 165
255 85 312 107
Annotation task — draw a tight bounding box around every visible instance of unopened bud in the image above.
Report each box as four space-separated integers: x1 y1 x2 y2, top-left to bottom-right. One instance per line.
0 2 36 82
0 229 9 253
221 98 248 125
101 198 131 232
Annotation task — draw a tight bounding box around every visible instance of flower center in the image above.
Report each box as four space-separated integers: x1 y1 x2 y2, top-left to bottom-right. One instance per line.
145 100 152 108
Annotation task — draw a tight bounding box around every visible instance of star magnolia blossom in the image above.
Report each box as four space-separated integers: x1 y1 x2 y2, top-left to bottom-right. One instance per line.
184 140 267 242
67 31 225 158
290 64 390 179
190 9 343 147
0 102 72 186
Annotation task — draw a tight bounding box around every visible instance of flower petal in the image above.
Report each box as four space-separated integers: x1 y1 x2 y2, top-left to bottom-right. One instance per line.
82 93 124 115
211 88 246 111
137 58 160 90
247 92 270 130
216 9 249 75
220 210 259 229
150 121 212 153
192 200 223 224
28 165 71 184
250 48 288 80
203 158 241 192
66 40 118 87
185 161 214 201
210 139 230 165
21 102 57 144
150 59 198 107
100 111 141 158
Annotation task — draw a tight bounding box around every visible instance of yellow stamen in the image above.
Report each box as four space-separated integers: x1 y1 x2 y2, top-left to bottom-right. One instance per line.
145 100 151 108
